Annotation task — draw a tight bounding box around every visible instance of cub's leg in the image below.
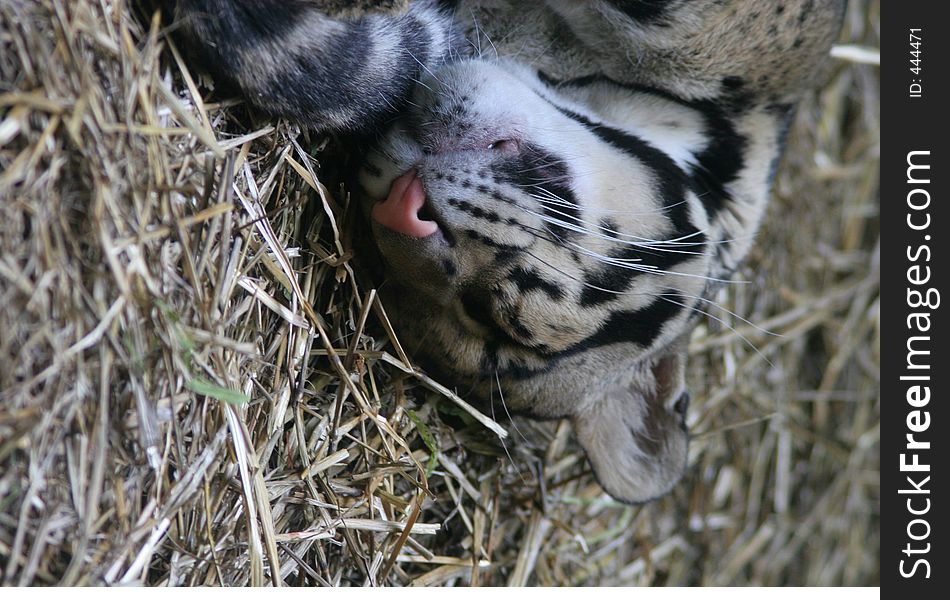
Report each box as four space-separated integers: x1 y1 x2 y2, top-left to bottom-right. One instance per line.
544 0 846 103
170 0 461 132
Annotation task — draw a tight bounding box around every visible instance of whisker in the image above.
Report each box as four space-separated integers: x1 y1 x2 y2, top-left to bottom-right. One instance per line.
563 241 734 284
469 10 483 57
496 371 530 445
658 293 774 367
512 224 746 293
531 188 693 220
526 190 739 247
528 207 710 255
674 292 782 338
528 192 707 244
490 369 528 484
407 74 434 93
521 183 706 240
513 198 715 261
406 48 443 85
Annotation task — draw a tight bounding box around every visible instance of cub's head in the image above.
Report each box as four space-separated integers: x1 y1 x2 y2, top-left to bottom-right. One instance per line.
358 59 714 503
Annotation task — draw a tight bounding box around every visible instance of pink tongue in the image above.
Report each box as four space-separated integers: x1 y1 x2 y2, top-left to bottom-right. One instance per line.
371 170 439 238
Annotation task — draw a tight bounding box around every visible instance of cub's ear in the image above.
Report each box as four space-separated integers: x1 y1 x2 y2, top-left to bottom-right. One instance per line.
572 344 691 504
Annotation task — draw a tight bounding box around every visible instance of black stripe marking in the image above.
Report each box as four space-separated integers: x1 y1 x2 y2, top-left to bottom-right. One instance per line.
542 101 704 305
184 0 310 50
459 291 544 354
442 259 457 276
688 107 747 215
538 70 749 216
444 291 689 382
551 105 694 232
447 198 501 223
607 0 681 25
537 71 684 106
578 234 703 306
462 229 523 252
461 290 498 332
499 306 536 344
184 1 444 132
600 219 622 239
568 291 686 355
509 267 566 301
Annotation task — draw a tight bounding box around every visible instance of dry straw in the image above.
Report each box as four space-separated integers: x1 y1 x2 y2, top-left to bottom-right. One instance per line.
0 0 879 586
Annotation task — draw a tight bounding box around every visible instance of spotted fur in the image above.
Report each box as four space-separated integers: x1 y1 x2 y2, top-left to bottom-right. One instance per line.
174 0 845 503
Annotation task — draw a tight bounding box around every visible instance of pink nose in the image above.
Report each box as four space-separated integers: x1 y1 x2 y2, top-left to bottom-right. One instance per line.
371 170 439 238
